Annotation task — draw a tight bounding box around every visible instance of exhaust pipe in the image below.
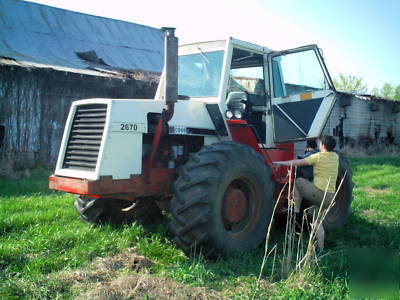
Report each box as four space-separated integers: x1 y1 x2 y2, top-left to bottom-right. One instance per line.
161 27 178 106
145 27 178 169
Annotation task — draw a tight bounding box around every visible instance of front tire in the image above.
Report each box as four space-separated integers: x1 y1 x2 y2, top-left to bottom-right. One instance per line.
169 141 274 258
74 196 161 225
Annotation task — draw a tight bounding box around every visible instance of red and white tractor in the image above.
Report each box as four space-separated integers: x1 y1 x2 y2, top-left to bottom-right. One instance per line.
49 28 352 257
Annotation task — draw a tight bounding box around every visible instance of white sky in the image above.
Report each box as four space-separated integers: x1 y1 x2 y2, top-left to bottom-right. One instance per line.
27 0 400 91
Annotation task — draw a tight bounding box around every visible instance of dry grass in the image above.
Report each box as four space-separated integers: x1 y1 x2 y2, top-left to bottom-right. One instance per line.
361 209 377 216
255 166 347 298
0 153 21 178
77 274 220 300
51 248 222 300
91 248 154 272
362 187 390 195
0 152 50 179
340 144 400 158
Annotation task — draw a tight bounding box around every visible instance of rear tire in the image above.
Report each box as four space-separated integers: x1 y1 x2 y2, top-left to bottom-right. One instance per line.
323 152 353 229
74 196 162 225
169 141 274 258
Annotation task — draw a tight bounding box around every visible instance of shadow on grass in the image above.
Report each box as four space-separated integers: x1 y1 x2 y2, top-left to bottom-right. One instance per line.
328 213 399 250
317 212 399 282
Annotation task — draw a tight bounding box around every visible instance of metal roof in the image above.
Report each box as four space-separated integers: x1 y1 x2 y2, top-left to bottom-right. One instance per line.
0 0 164 74
337 91 399 105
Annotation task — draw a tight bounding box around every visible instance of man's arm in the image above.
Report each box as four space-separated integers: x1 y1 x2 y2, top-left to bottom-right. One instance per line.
273 159 310 167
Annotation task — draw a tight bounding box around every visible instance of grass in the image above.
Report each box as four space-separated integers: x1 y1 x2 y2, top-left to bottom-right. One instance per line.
329 157 400 249
0 157 399 299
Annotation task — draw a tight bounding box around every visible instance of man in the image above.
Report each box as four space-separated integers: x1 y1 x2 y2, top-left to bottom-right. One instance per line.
273 136 339 250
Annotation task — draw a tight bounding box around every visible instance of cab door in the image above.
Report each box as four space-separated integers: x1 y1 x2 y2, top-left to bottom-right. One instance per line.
268 45 336 142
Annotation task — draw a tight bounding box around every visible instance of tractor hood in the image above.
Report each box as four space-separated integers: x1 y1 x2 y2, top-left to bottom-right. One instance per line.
54 98 217 180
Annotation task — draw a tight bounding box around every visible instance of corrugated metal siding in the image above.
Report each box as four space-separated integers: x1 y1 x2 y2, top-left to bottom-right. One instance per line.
0 0 164 73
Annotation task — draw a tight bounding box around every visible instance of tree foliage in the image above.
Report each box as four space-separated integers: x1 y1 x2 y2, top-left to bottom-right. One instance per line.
334 74 400 101
394 85 400 101
371 83 400 101
333 73 368 94
382 83 394 98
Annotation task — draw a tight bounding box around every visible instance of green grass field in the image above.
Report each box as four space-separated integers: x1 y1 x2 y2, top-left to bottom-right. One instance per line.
0 157 399 299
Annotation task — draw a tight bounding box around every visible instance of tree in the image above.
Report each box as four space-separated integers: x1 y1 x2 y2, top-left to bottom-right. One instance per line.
333 73 368 94
334 74 400 101
371 83 400 101
381 83 395 99
394 85 400 101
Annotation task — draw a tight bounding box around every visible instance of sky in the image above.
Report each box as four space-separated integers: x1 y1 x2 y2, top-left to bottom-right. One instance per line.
27 0 400 91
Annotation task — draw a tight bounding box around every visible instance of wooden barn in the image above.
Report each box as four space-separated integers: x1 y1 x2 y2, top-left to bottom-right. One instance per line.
324 93 400 147
0 0 164 171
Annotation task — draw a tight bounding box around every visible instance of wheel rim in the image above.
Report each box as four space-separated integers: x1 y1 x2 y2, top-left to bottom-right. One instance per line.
112 198 154 215
221 178 260 238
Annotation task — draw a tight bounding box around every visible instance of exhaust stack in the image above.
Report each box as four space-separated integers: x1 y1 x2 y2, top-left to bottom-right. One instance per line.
161 27 178 105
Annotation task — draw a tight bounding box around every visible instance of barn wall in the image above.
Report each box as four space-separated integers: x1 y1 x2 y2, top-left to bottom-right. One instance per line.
294 95 400 156
0 65 159 169
323 96 399 146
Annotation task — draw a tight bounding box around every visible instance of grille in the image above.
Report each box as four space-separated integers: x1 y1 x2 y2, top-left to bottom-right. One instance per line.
62 104 107 171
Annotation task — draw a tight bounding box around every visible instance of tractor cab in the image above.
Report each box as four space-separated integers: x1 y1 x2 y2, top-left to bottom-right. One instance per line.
223 39 337 147
167 38 337 148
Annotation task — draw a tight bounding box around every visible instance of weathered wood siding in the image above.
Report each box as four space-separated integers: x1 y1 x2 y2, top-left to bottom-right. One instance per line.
0 65 159 167
323 96 399 145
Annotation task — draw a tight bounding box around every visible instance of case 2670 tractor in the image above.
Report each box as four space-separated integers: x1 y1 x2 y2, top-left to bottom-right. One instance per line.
49 28 352 258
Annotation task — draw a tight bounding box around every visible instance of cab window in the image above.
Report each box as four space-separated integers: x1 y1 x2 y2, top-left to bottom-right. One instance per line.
272 49 328 98
178 50 224 97
226 48 266 142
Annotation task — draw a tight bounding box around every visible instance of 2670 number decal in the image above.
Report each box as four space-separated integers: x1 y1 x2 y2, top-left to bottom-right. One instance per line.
120 123 138 131
111 122 146 133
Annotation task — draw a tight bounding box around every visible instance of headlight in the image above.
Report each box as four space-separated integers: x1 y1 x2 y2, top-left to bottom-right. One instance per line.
226 110 234 119
234 110 242 119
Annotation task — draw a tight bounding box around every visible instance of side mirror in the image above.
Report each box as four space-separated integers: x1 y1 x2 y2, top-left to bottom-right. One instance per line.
226 92 248 119
226 91 248 110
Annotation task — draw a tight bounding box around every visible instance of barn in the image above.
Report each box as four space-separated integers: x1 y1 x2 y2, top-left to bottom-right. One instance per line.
295 93 400 155
324 93 400 147
0 0 164 174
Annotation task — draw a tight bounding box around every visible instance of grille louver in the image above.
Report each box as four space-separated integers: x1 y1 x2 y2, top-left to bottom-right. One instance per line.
62 104 107 171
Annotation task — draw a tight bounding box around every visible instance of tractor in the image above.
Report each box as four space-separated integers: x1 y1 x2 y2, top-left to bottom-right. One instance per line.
49 28 353 257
